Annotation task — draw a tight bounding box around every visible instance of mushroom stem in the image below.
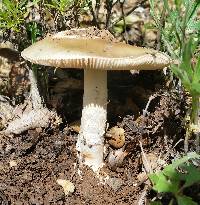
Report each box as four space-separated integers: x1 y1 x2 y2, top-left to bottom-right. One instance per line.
77 69 107 172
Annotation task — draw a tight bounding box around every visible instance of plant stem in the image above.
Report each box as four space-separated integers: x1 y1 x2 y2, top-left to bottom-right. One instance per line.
191 95 200 152
111 0 147 28
184 125 190 152
191 95 199 125
168 198 174 205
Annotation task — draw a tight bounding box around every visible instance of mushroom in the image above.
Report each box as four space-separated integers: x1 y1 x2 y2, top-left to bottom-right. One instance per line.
21 27 170 172
106 126 125 149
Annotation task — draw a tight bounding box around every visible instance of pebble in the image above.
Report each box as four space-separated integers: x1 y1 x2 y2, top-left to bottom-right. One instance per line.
56 179 75 196
106 177 124 192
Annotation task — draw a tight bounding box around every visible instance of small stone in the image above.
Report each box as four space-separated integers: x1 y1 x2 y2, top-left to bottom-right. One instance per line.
9 160 17 167
108 148 128 170
106 177 123 192
56 179 75 195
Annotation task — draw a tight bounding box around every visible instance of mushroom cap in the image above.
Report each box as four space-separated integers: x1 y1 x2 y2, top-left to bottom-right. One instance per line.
21 28 171 70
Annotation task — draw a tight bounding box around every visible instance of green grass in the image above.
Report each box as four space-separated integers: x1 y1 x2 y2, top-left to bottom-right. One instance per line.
150 0 200 148
149 0 200 203
0 0 28 32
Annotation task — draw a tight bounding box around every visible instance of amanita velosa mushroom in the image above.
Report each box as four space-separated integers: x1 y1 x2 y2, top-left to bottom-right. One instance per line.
21 27 170 172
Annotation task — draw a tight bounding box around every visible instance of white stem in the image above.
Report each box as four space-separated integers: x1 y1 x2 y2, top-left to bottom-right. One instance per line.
76 69 107 172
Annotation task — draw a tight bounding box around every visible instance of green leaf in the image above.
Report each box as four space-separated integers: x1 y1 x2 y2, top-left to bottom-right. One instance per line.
149 172 179 193
182 38 193 73
176 195 198 205
170 152 200 167
112 25 123 34
115 15 140 27
171 65 192 92
188 19 200 31
175 0 182 9
149 0 159 26
149 153 200 194
185 0 199 24
164 152 200 188
163 0 170 12
190 57 200 95
194 57 200 80
191 81 200 95
163 164 182 180
180 163 200 187
0 0 27 31
172 37 200 95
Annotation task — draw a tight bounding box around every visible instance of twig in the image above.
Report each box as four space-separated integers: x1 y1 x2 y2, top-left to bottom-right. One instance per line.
72 1 80 27
191 96 200 153
112 0 119 7
138 142 151 205
169 198 174 205
120 0 128 43
95 0 101 22
87 0 100 29
112 0 147 27
184 126 190 152
139 141 152 173
137 187 147 205
105 0 114 28
195 132 200 153
156 7 166 50
143 94 158 117
173 138 184 149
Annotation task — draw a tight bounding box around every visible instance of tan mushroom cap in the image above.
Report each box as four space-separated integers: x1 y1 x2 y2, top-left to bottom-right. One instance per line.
21 28 171 70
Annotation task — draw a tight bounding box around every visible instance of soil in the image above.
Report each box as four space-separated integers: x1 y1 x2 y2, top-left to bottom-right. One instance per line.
0 71 193 205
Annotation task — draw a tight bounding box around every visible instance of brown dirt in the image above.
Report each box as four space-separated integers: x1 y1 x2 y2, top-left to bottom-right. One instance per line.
0 78 189 204
0 48 192 205
0 26 197 205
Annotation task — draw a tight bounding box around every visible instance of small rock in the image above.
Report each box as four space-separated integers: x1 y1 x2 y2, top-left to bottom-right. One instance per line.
108 148 128 170
56 179 75 195
9 160 17 167
106 177 123 192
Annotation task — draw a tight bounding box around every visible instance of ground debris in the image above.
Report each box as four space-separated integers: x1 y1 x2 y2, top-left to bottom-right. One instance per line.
106 177 124 192
56 179 75 195
107 148 128 170
121 90 185 154
1 68 61 135
4 107 57 135
0 96 14 128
